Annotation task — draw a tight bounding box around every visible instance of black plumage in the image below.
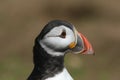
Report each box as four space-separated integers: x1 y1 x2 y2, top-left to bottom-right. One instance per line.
37 20 74 40
27 20 73 80
27 20 94 80
27 39 64 80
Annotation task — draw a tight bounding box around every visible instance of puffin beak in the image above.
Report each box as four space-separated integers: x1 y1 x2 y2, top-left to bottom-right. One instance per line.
69 28 94 55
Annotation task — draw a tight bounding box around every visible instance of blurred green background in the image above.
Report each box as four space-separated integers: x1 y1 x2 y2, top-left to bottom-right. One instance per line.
0 0 120 80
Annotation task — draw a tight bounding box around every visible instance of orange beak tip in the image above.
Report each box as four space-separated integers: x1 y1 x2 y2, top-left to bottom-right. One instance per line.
78 32 94 55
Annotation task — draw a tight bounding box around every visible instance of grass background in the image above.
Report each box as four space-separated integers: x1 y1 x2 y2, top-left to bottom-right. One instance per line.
0 0 120 80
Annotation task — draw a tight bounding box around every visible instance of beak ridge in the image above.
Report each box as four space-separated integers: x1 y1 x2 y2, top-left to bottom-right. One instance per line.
69 28 94 55
79 32 94 55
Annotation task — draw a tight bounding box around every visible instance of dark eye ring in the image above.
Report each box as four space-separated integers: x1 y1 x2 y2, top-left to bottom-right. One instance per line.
59 30 66 38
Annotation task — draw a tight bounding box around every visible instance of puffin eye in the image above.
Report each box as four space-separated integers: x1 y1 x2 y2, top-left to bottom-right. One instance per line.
59 30 66 38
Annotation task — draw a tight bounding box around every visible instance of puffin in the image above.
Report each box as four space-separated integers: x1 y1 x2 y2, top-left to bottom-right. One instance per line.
27 20 94 80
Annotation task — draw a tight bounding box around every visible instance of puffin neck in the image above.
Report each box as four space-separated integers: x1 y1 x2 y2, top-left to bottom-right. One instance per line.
27 41 65 80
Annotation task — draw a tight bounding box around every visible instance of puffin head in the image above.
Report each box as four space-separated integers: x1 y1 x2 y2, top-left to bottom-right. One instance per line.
36 20 94 56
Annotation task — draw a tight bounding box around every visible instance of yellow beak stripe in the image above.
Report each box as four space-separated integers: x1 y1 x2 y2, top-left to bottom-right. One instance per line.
69 42 76 49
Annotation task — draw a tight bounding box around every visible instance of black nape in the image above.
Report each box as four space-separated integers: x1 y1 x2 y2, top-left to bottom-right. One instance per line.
27 38 64 80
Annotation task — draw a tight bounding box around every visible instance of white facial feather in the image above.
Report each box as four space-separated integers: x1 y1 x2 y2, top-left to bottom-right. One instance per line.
40 25 75 56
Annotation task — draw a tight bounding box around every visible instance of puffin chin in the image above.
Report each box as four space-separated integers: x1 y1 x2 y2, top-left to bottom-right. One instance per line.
68 29 94 55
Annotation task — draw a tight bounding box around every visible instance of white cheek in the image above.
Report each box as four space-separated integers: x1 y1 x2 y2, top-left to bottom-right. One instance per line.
45 35 74 49
40 41 65 56
43 27 75 49
39 25 75 56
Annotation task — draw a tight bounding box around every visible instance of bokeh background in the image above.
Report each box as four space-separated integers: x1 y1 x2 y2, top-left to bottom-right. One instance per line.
0 0 120 80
